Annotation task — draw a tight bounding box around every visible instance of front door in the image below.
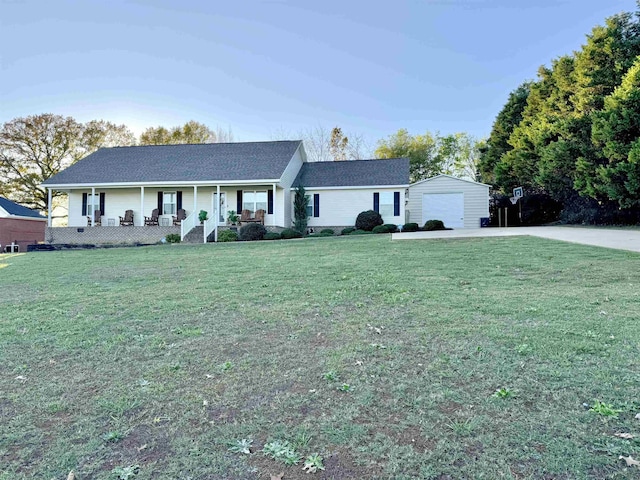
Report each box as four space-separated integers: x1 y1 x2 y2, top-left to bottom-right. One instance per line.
212 192 227 225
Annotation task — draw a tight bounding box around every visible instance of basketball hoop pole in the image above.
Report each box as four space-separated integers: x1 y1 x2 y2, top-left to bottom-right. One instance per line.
512 187 523 225
519 199 522 224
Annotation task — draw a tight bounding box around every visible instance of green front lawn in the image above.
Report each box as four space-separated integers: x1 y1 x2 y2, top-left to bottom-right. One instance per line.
1 236 639 479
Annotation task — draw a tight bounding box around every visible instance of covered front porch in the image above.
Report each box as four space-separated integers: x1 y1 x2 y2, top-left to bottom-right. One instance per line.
46 182 286 244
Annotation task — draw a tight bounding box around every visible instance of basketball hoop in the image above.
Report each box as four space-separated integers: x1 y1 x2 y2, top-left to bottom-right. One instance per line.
510 197 518 205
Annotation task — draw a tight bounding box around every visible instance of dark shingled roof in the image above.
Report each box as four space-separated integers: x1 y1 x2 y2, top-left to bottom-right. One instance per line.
292 158 409 188
43 141 302 185
0 197 45 218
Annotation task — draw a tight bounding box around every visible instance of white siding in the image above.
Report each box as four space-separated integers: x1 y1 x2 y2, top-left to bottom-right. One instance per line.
69 189 142 227
298 188 406 228
407 176 489 229
279 146 304 227
234 185 280 226
275 187 287 228
68 186 285 227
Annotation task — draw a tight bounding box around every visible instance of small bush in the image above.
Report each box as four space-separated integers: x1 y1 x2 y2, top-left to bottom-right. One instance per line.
402 223 419 232
239 223 267 241
355 210 383 231
383 224 398 233
423 219 446 231
341 227 356 235
217 230 238 242
281 228 303 239
372 225 390 234
349 229 373 235
198 210 208 223
320 228 335 236
264 232 281 240
165 233 181 243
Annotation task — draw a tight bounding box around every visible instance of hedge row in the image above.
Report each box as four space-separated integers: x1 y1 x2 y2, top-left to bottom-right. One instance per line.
210 215 448 243
340 219 448 235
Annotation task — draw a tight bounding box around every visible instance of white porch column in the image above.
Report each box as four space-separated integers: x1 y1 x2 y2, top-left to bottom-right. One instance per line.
47 188 52 227
91 187 96 226
272 183 277 227
193 185 198 218
140 186 145 226
216 184 220 242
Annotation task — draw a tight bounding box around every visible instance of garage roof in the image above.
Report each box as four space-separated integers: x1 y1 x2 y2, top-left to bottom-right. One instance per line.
411 174 491 187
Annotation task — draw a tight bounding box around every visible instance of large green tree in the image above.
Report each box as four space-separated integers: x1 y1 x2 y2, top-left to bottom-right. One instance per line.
479 83 530 185
375 129 440 182
438 132 483 181
588 58 640 206
375 129 481 182
485 6 640 220
0 114 135 213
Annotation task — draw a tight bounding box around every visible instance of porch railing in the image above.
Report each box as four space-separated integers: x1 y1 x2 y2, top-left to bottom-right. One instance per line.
203 208 218 243
180 212 197 241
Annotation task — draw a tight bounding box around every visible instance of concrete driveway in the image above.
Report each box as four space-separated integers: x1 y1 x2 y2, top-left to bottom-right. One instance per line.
391 226 640 253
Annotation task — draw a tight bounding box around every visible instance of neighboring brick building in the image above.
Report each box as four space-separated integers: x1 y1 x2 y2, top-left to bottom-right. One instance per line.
0 197 46 252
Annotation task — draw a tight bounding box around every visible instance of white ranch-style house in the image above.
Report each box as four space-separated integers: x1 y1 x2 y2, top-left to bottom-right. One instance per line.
42 141 410 244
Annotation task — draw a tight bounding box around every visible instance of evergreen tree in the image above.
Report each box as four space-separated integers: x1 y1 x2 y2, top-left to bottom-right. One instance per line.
589 58 640 206
293 185 308 234
478 83 530 185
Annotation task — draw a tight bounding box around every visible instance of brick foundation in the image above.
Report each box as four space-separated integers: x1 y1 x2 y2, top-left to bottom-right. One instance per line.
46 226 180 245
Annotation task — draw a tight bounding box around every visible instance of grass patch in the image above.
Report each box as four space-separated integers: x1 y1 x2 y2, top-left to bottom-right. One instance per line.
1 236 639 479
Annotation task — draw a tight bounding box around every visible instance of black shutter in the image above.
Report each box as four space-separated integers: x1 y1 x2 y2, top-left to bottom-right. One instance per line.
82 193 88 216
373 192 379 213
313 193 320 217
237 190 243 212
99 192 106 215
393 191 400 216
267 189 273 214
157 192 163 214
176 191 183 211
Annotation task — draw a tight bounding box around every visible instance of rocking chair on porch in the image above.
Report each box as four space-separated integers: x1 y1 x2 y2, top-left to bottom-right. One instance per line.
173 208 186 226
119 210 134 226
240 209 265 225
87 210 102 226
240 209 253 223
145 208 160 226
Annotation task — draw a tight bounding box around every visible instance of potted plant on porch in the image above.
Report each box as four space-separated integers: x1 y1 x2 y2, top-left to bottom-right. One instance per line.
227 210 239 226
198 210 208 224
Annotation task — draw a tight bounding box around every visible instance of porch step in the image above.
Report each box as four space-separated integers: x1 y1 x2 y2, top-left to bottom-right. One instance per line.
182 226 204 244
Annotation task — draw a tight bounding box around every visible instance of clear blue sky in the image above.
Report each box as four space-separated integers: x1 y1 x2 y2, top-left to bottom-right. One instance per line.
1 0 637 146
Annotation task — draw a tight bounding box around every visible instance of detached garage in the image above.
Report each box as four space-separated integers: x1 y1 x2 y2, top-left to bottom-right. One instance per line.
407 175 490 229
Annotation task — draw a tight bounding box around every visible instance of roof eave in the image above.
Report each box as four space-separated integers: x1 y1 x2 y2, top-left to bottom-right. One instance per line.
410 174 491 187
41 179 283 189
290 184 410 191
3 214 47 221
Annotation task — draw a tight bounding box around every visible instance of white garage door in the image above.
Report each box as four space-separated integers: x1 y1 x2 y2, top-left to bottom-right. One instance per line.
422 193 464 228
